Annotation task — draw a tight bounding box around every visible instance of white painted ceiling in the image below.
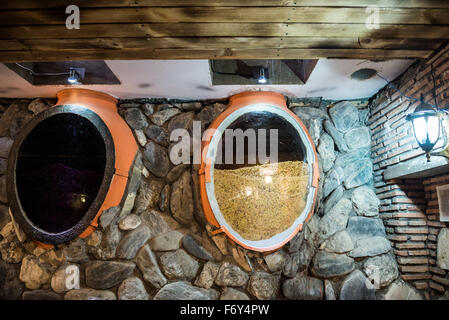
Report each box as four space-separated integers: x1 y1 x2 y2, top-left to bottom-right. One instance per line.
0 59 414 101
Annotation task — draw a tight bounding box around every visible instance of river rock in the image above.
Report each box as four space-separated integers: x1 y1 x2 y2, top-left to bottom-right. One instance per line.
134 178 164 214
215 262 249 287
292 106 329 122
19 255 52 290
182 235 213 261
0 158 7 175
22 290 61 300
64 289 116 300
0 224 24 263
334 148 370 178
345 159 373 189
349 236 391 258
323 120 349 152
150 107 181 126
319 198 352 242
363 254 399 288
340 270 376 300
194 262 220 289
317 133 335 172
93 221 121 260
0 205 10 231
283 275 323 300
51 264 80 293
140 210 171 237
124 108 148 130
347 216 386 241
170 170 194 225
85 261 135 289
248 272 278 300
220 288 250 300
329 101 359 133
143 141 170 178
195 103 226 131
0 137 13 158
150 230 183 251
118 277 149 300
320 230 354 253
117 225 151 259
28 98 49 114
383 279 422 300
168 111 195 133
145 125 170 146
344 126 371 149
351 186 380 217
264 250 288 272
323 167 344 198
159 184 170 211
0 260 24 299
311 251 355 278
136 245 167 289
99 206 121 229
119 214 141 231
134 129 147 147
297 240 316 273
159 249 200 280
142 103 155 116
178 102 202 112
166 164 188 184
437 228 449 270
322 185 344 214
0 100 26 136
10 109 33 138
325 280 336 300
283 251 300 278
231 247 252 272
154 281 218 300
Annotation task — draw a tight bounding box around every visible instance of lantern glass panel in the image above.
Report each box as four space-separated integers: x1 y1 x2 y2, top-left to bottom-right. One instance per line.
427 115 440 144
413 116 428 145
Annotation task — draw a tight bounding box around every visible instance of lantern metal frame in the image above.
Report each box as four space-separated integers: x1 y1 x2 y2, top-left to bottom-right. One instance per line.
406 96 447 161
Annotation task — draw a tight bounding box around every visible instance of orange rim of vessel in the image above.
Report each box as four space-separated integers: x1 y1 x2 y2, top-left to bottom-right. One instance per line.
199 91 319 252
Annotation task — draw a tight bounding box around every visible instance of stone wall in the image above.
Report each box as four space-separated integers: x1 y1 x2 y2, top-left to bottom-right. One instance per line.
0 94 418 300
367 43 449 299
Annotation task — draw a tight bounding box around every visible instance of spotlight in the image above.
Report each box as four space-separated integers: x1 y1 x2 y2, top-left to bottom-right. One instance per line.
68 68 80 84
257 67 267 84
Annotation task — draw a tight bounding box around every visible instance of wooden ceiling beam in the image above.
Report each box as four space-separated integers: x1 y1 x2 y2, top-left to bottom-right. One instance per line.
0 37 441 52
2 7 449 25
0 48 433 63
1 23 448 39
3 0 449 9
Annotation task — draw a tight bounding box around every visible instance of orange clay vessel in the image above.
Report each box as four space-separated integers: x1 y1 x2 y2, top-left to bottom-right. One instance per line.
199 91 319 252
29 89 138 248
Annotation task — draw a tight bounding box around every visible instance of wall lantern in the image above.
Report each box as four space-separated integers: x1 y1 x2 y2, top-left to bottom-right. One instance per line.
406 94 442 161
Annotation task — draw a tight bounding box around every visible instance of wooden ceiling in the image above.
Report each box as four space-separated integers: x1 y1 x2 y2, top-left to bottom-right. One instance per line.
0 0 448 62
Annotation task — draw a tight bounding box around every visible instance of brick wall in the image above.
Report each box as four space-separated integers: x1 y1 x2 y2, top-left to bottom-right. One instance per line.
368 42 449 298
423 174 449 294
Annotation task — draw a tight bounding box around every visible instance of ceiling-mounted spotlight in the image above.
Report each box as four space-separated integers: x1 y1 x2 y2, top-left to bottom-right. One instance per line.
257 67 268 84
67 67 85 85
68 68 80 84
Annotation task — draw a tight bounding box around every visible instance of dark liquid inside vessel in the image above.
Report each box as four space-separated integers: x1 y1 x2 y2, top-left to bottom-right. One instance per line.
16 113 106 233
